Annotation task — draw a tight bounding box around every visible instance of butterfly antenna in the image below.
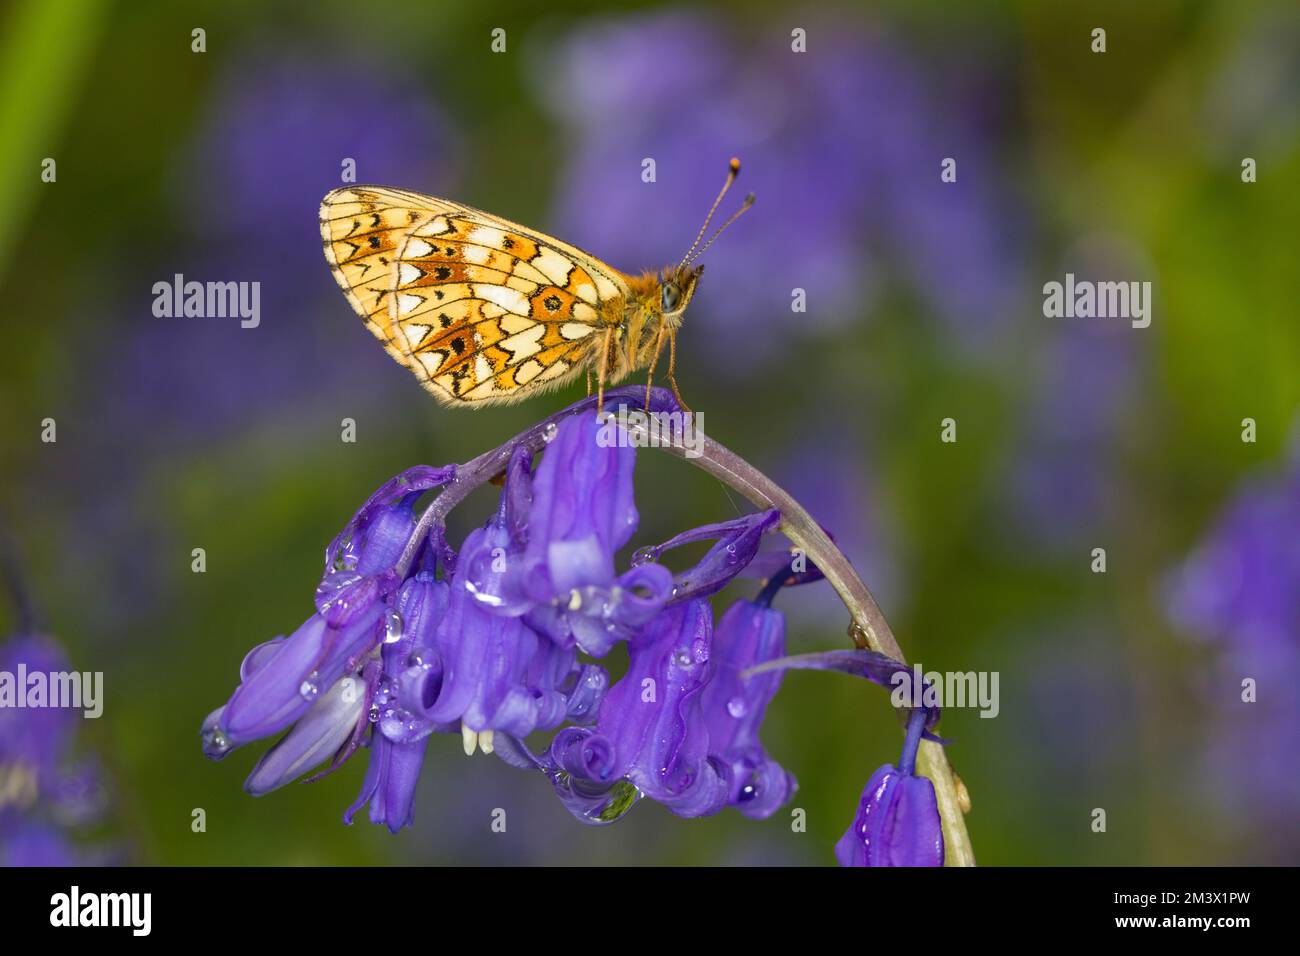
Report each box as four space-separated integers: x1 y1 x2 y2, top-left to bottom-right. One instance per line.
677 157 743 270
685 191 755 265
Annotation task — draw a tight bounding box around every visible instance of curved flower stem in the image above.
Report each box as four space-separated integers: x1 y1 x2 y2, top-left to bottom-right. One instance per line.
396 387 975 866
637 412 977 867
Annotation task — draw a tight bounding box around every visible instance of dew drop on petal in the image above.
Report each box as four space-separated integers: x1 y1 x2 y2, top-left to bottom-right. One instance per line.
299 674 321 701
384 608 404 644
201 727 232 759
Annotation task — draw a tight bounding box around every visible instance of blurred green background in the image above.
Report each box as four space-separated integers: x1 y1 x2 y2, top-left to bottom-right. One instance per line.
1 0 1297 865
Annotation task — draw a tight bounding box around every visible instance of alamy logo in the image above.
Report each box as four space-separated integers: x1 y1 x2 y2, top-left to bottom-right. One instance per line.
890 664 1000 718
1042 273 1151 328
50 886 151 936
0 665 103 718
152 273 261 328
595 408 705 459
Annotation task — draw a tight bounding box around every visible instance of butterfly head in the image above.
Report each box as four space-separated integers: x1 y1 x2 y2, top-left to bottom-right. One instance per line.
659 264 705 322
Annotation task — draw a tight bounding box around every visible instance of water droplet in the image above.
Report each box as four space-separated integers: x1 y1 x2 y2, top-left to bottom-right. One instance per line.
552 774 642 826
384 608 404 644
726 696 748 719
542 422 559 443
631 546 659 567
672 649 692 668
299 675 321 701
201 727 231 759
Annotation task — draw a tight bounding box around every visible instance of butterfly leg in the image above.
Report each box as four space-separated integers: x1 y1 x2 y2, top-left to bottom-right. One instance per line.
666 330 692 414
596 326 613 415
643 322 669 410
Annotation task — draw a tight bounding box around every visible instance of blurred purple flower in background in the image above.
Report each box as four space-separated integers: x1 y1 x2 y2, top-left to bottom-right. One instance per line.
1006 321 1140 549
534 10 1022 364
0 635 108 866
143 46 460 442
1003 237 1150 552
774 427 901 622
42 46 464 636
1163 424 1300 854
2 532 112 866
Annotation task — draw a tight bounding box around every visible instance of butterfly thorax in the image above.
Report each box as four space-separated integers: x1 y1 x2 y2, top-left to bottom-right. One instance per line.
606 266 701 380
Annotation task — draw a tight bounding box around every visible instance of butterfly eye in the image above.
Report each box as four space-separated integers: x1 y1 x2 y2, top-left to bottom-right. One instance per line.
661 282 681 313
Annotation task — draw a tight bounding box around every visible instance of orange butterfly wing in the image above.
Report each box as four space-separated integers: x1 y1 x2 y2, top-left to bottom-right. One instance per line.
320 186 630 406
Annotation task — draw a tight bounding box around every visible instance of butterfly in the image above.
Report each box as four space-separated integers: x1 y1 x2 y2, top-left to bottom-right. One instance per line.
319 159 752 412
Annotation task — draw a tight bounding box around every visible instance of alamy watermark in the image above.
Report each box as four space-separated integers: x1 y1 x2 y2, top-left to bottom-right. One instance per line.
596 408 704 459
50 886 151 936
152 273 261 328
891 664 999 718
1042 273 1151 328
0 664 103 718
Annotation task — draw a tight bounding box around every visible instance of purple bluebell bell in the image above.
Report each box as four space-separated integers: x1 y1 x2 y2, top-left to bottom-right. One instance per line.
698 599 797 818
205 467 454 763
344 571 452 831
589 600 731 817
636 510 781 603
492 602 734 823
425 448 609 739
835 708 944 867
245 671 368 796
511 413 674 656
345 734 429 834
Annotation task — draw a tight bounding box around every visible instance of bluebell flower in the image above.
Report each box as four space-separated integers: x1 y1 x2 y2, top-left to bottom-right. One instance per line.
203 388 955 860
698 599 797 818
426 447 610 740
245 671 368 796
345 733 429 834
634 510 781 603
204 467 454 767
511 413 674 656
835 708 944 867
344 570 454 830
589 600 732 818
740 637 946 863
